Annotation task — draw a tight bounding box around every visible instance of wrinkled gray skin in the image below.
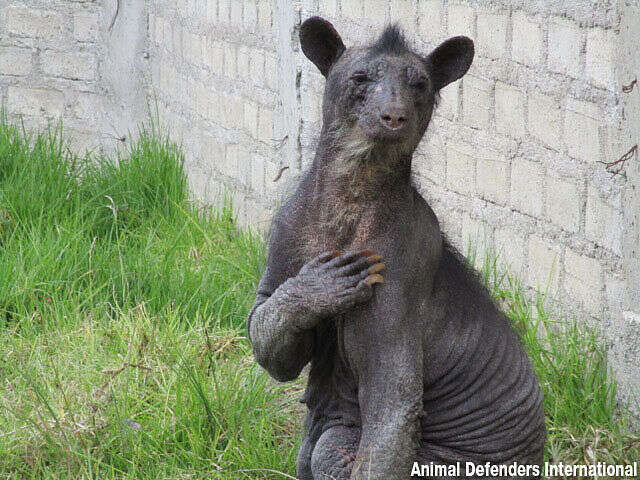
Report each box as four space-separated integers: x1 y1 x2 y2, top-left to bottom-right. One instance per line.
247 17 545 480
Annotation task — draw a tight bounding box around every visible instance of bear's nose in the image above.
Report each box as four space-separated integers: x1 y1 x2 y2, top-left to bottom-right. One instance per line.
380 106 408 130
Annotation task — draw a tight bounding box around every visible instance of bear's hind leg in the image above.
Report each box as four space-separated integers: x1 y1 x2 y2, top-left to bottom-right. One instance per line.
310 425 360 480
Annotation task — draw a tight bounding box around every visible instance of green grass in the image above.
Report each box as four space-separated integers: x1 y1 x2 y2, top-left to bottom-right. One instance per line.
0 118 637 479
0 119 301 479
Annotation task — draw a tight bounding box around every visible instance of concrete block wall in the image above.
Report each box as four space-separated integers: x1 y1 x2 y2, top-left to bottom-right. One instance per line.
0 0 638 413
146 0 287 232
0 0 148 153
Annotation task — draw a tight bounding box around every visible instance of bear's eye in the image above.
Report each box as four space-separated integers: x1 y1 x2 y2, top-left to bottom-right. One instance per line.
411 78 428 91
351 72 371 84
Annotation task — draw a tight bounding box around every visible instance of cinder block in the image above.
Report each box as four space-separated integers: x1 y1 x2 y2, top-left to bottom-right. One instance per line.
148 14 159 45
0 47 32 76
512 12 543 67
258 107 274 143
71 92 103 123
5 7 65 40
176 2 188 20
440 208 463 247
418 1 444 42
219 94 231 128
185 32 202 65
212 43 225 72
303 91 322 125
527 236 561 293
205 88 219 121
181 31 192 62
230 0 243 27
208 90 222 125
160 62 174 92
548 17 582 77
201 38 211 69
495 228 526 277
41 51 97 81
232 190 249 229
236 145 251 183
245 199 272 233
151 61 161 89
187 165 211 202
319 0 338 18
224 43 237 78
264 53 278 91
511 158 544 217
342 0 364 21
412 148 429 181
604 273 626 315
249 48 265 83
218 0 230 24
476 150 508 205
416 133 446 184
461 214 492 262
545 176 581 232
243 100 259 137
67 128 101 155
225 143 246 178
194 82 208 117
586 27 616 89
365 0 389 27
476 11 508 59
564 248 603 316
236 46 250 79
585 188 623 254
171 25 182 56
222 143 236 176
250 155 265 195
206 0 217 25
527 92 562 151
446 142 476 196
194 35 205 66
257 0 272 33
390 0 416 35
7 86 64 118
462 75 492 129
437 81 459 119
229 95 245 130
495 82 525 138
448 2 475 37
564 98 600 163
74 13 101 42
244 0 257 32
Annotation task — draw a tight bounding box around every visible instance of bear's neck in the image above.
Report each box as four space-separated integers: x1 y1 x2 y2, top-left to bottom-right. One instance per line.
312 135 413 202
301 139 413 254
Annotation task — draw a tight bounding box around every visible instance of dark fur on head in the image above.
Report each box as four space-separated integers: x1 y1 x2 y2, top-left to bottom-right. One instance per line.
371 25 410 55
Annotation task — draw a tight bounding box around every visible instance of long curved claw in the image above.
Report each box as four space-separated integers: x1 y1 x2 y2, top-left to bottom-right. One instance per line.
364 273 384 286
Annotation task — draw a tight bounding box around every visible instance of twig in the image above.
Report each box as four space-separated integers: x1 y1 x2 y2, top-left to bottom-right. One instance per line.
598 144 638 175
273 166 290 182
622 78 637 93
109 0 121 31
235 469 298 479
103 132 126 142
98 362 154 391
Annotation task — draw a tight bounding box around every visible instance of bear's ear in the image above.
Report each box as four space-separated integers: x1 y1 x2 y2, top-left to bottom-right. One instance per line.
300 16 346 77
425 36 474 91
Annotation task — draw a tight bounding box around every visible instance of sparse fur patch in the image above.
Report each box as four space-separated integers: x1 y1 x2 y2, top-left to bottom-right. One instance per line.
371 25 409 55
297 121 408 260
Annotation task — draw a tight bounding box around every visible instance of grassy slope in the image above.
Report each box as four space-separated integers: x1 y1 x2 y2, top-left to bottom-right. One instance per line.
0 120 637 479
